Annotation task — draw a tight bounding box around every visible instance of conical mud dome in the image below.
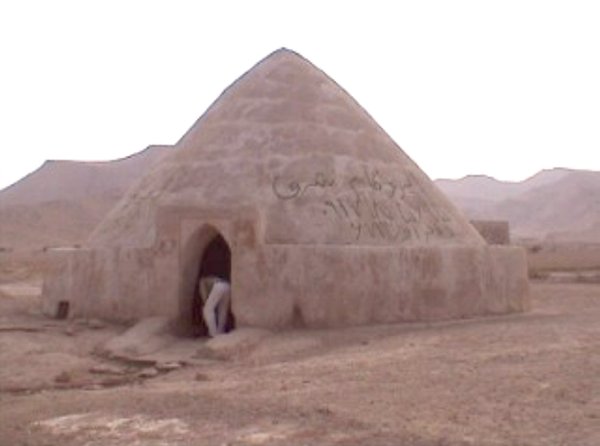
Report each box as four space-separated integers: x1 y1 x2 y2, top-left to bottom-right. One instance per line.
90 48 482 248
45 49 528 329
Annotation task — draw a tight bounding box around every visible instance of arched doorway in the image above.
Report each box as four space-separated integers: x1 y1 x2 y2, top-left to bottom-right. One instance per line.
191 233 235 336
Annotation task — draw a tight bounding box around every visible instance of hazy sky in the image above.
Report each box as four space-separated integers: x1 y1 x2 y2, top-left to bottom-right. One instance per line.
1 1 599 190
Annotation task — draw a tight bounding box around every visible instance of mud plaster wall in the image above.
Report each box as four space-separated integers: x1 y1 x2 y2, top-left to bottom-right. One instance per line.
42 247 166 321
43 206 528 328
471 220 511 245
233 244 530 328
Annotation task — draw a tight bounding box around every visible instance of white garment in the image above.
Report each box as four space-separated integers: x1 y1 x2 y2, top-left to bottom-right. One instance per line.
200 278 231 337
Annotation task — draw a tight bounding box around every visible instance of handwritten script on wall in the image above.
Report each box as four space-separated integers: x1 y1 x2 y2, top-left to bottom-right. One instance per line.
272 166 458 243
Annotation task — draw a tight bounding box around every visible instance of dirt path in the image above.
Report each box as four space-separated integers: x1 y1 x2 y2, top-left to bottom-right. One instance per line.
0 282 599 445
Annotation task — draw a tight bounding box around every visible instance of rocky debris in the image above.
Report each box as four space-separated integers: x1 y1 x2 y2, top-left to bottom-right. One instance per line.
87 319 106 330
203 328 271 360
0 324 43 332
32 411 191 444
137 367 159 379
63 326 78 336
194 372 209 381
155 361 182 372
89 364 127 375
101 317 176 359
136 338 211 366
54 371 71 384
98 375 134 387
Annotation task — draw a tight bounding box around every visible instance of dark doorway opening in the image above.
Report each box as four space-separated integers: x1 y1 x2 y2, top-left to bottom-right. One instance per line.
191 234 235 337
56 301 70 319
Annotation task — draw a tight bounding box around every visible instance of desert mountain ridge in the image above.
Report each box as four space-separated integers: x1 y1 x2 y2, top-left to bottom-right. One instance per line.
0 145 170 206
435 168 600 242
0 145 171 250
1 146 599 250
435 168 575 202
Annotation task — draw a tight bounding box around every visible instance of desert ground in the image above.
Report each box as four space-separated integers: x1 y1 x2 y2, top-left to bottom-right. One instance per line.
0 278 598 446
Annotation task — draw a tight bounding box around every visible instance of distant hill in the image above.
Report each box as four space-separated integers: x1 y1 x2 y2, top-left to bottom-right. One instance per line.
0 145 171 250
436 168 572 202
435 168 600 242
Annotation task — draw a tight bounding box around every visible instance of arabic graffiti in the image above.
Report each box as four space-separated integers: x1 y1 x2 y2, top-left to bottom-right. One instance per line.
272 166 456 243
272 172 336 200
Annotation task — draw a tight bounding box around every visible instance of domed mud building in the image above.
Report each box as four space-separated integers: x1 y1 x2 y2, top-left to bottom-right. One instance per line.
43 49 529 333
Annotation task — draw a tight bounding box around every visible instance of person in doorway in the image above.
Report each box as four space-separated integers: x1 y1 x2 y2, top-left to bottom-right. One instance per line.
198 276 231 337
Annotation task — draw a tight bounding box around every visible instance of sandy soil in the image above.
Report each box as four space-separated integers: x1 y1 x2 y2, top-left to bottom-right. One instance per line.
0 282 598 446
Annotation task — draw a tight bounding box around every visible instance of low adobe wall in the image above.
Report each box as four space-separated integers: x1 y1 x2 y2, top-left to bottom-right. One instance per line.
233 244 529 328
43 242 529 330
42 247 175 322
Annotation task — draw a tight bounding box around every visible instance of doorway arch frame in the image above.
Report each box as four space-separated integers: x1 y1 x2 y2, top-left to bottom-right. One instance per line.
177 223 233 334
